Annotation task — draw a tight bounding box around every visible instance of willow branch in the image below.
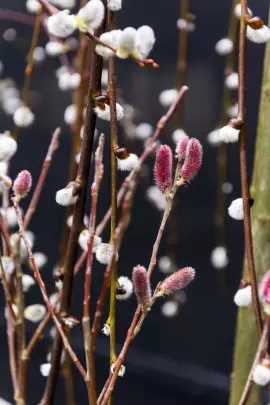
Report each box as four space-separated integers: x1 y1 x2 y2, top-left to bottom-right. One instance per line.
13 7 43 140
0 256 16 321
0 9 35 25
12 199 87 381
0 215 12 256
100 170 184 405
40 6 106 403
107 9 118 372
6 307 18 395
23 128 60 229
86 32 158 68
83 135 105 405
237 0 263 335
215 0 238 249
90 182 136 358
239 319 270 405
95 86 189 236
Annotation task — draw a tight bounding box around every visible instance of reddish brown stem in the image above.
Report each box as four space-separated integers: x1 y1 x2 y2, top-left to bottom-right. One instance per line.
23 128 60 229
90 186 135 356
83 136 105 405
239 319 270 405
0 9 35 25
12 199 87 381
100 308 141 405
237 0 262 335
95 86 189 237
0 216 12 256
41 6 106 403
6 307 18 395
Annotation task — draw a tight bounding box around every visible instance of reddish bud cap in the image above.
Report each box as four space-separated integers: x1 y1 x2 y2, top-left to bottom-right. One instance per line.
13 170 32 198
154 145 172 193
160 267 195 295
180 138 203 182
132 265 152 308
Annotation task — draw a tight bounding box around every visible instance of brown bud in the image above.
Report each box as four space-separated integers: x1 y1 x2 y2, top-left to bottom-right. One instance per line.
61 315 80 329
94 95 107 103
246 16 264 30
187 13 196 22
114 147 130 160
66 181 82 196
249 197 254 207
239 279 250 289
228 118 243 130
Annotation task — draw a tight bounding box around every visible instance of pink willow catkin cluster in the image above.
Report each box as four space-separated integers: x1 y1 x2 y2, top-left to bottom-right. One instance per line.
13 170 32 199
132 266 195 308
154 137 203 193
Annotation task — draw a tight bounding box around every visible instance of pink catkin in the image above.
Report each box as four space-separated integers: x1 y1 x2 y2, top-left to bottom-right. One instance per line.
13 170 32 198
259 269 270 304
154 145 172 193
160 267 195 295
177 135 189 161
132 265 152 308
180 138 203 182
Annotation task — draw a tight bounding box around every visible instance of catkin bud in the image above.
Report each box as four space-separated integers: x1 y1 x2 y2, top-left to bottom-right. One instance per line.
158 267 195 296
154 145 172 193
259 269 270 314
177 135 189 161
13 170 32 199
132 265 151 309
180 138 202 182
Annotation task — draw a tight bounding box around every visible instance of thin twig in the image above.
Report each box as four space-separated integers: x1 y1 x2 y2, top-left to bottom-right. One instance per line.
13 236 26 404
0 9 35 25
83 135 105 405
6 307 18 395
107 9 118 371
0 215 12 256
41 7 107 403
95 86 189 236
90 182 136 359
13 7 43 140
23 128 60 229
239 319 270 405
237 0 263 335
86 32 158 69
100 170 184 405
12 199 87 381
0 255 17 321
215 0 238 250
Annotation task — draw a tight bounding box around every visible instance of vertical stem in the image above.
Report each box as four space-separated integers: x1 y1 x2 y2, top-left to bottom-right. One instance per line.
60 5 90 398
14 238 26 404
13 7 42 140
107 9 118 369
40 11 106 404
239 319 270 405
237 0 262 335
7 308 18 397
230 10 270 404
0 256 18 395
58 23 92 267
83 136 105 405
62 331 77 405
23 127 60 229
215 0 238 251
167 0 189 270
176 0 189 92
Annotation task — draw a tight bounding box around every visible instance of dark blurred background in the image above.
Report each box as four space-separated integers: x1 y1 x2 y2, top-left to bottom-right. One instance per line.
0 0 269 404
